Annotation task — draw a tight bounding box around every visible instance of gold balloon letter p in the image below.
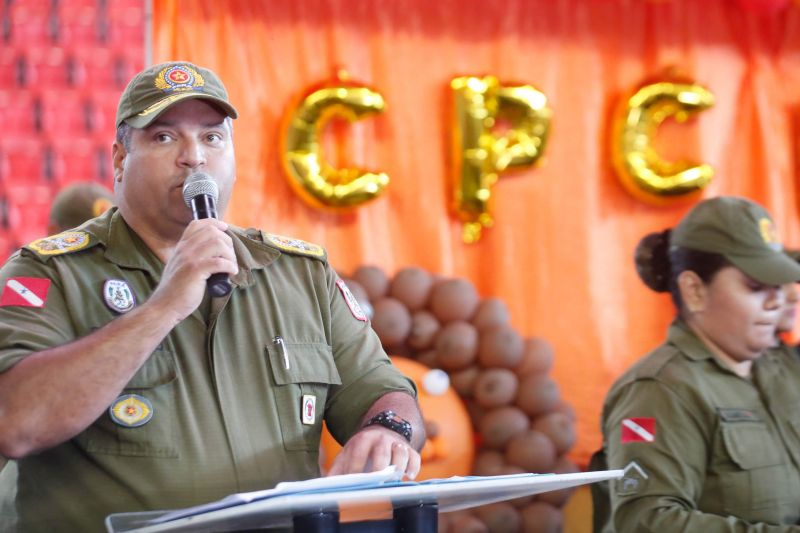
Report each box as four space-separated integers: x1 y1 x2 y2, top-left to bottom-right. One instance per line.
451 76 551 243
282 85 389 211
613 82 715 205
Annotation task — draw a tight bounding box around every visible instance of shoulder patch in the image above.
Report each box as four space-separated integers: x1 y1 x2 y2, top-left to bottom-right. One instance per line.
25 231 96 258
263 233 327 260
616 461 649 496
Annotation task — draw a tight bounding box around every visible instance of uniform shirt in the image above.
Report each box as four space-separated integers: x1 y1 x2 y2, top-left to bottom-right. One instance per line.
0 208 415 532
599 319 800 532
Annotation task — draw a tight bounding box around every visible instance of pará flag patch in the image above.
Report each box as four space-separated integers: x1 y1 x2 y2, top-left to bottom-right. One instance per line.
0 277 51 308
336 278 368 321
621 417 656 443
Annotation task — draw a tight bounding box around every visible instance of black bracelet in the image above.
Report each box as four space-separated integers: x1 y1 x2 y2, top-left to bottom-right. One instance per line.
363 410 413 443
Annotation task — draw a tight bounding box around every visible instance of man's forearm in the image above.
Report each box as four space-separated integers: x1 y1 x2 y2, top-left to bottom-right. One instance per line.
0 298 183 459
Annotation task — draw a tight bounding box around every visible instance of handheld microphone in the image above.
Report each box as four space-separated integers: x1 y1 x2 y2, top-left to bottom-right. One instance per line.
182 172 233 297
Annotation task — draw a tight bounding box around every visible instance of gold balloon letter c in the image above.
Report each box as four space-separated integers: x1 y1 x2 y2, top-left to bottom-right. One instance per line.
613 82 715 205
282 85 389 211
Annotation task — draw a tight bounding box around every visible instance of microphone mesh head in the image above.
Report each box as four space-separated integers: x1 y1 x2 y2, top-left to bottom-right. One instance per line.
182 173 219 207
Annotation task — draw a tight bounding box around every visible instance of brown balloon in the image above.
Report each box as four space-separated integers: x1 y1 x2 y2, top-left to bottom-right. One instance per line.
408 310 441 350
390 266 434 311
434 320 479 370
352 265 389 301
370 297 412 347
473 368 519 408
478 406 529 449
471 297 511 331
531 411 576 455
515 375 560 417
430 278 480 323
505 429 557 473
478 324 524 369
520 501 563 533
474 502 522 533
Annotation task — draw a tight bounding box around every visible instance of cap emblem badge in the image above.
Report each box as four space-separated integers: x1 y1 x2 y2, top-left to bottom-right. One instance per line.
759 218 782 250
155 64 205 93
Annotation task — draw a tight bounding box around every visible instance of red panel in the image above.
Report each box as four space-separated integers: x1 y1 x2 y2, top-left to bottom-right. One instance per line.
47 138 110 184
4 182 53 244
56 0 100 45
0 140 48 183
38 89 95 134
0 49 28 89
104 0 145 46
27 46 70 87
5 0 53 46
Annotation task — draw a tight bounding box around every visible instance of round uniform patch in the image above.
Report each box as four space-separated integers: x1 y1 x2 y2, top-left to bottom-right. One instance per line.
109 394 153 428
103 279 136 314
28 231 90 255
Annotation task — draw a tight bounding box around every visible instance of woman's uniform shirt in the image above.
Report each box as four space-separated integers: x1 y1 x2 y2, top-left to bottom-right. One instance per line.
598 319 800 532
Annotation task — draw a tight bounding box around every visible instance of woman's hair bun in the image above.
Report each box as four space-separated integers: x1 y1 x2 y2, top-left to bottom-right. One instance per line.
634 229 672 292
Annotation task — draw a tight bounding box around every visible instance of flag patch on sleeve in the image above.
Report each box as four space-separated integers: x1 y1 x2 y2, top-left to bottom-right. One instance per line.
336 279 368 322
621 417 656 443
0 277 51 308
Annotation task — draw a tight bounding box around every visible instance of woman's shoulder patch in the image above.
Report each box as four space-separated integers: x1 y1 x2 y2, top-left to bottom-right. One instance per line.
263 233 327 260
25 231 95 257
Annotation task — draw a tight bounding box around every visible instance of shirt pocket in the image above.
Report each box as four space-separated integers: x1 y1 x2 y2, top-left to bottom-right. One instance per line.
719 421 788 517
266 341 342 451
75 346 179 458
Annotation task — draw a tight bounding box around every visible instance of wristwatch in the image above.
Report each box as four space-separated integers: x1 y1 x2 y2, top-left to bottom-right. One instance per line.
363 410 413 443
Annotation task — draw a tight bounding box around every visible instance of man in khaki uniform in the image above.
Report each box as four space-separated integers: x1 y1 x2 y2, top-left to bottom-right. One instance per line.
0 62 423 532
0 183 112 533
593 197 800 532
47 181 114 235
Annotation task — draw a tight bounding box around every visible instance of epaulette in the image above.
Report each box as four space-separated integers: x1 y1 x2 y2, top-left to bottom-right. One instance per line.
22 231 99 261
262 232 327 261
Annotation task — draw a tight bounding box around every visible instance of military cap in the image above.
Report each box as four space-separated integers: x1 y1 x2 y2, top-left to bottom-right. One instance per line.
116 61 238 128
671 196 800 285
49 182 114 233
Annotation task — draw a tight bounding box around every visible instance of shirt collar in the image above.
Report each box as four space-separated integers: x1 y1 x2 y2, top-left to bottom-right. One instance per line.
667 318 716 362
88 208 164 274
90 208 281 284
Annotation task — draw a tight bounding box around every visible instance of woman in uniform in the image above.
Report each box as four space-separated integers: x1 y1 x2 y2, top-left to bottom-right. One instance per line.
597 196 800 531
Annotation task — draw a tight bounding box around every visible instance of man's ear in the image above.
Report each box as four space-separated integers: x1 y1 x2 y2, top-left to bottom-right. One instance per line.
678 270 707 314
112 142 126 182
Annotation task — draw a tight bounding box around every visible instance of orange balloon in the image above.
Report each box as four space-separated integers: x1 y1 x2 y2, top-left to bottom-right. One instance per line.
320 356 475 480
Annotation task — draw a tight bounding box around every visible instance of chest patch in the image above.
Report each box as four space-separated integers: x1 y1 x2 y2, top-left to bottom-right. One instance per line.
0 277 51 308
109 394 153 428
28 231 91 255
103 279 136 314
302 394 317 425
336 278 368 321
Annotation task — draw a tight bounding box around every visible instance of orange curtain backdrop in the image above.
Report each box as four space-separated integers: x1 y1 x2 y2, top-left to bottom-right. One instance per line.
152 0 800 466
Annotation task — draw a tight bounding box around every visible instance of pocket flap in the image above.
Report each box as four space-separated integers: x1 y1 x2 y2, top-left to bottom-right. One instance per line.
266 341 342 386
126 348 177 389
722 423 782 470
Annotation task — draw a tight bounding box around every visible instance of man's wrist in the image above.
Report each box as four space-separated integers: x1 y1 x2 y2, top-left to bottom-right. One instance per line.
362 410 413 443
